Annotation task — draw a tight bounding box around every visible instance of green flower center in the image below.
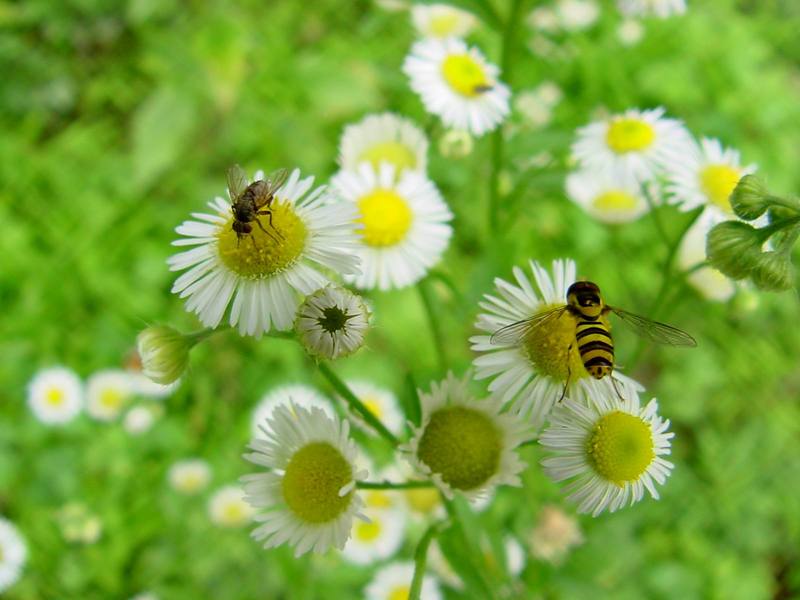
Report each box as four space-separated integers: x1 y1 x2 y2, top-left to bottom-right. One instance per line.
318 306 353 334
441 53 489 98
606 117 656 154
592 190 639 212
700 164 741 212
357 189 413 247
282 442 353 523
416 406 501 491
404 487 441 514
586 411 654 486
217 200 307 278
521 304 587 382
358 142 417 173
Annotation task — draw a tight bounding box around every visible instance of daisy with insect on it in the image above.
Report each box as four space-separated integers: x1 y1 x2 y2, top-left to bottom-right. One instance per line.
332 162 452 290
0 518 26 593
539 379 674 516
242 403 368 557
169 167 360 338
338 113 428 176
27 366 83 426
403 38 510 136
410 3 477 40
295 285 370 360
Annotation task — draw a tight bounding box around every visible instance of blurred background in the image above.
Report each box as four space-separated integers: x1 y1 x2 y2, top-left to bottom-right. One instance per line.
3 0 800 598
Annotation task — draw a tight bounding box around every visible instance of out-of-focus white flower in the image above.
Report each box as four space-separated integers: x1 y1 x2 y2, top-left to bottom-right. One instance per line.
0 518 27 593
529 505 583 564
86 370 133 422
168 459 212 495
27 366 83 426
365 561 442 600
338 113 428 176
617 19 645 46
123 405 157 435
208 485 255 528
411 3 477 39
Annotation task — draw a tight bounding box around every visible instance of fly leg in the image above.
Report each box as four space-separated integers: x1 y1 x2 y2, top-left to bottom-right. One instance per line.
610 373 625 402
254 215 283 244
558 343 573 403
258 209 284 240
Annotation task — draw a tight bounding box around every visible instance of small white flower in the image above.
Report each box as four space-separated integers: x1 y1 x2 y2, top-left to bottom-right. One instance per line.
56 503 103 545
540 380 674 516
251 384 333 440
332 163 453 290
208 485 255 528
617 18 645 46
0 518 26 593
86 370 133 422
677 211 736 302
565 168 649 224
130 593 159 600
403 38 510 136
338 113 428 176
123 405 156 435
168 459 212 495
169 168 361 338
242 403 368 557
343 380 405 437
555 0 600 31
341 506 407 565
295 285 370 360
515 82 562 129
365 561 442 600
617 0 686 18
504 536 527 576
402 372 534 501
27 366 83 425
411 3 477 39
527 7 560 32
130 373 179 399
529 505 583 565
572 107 693 184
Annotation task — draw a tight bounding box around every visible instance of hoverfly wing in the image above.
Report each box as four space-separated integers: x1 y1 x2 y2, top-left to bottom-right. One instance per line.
264 167 289 195
227 164 249 201
609 307 697 347
489 306 568 346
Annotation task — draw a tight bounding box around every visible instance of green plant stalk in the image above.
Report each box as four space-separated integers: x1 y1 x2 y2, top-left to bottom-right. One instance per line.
356 480 433 490
417 278 448 372
410 520 447 600
443 497 499 600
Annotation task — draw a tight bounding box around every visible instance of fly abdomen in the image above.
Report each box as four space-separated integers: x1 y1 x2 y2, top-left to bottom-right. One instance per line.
575 320 614 379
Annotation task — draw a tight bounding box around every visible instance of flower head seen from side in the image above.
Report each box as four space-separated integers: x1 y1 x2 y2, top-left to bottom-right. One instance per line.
402 372 533 501
338 113 428 176
411 3 477 40
242 403 367 557
540 380 674 516
0 518 27 593
677 211 736 302
332 163 453 290
208 485 255 528
86 370 133 422
168 459 212 495
565 168 649 224
572 107 692 184
169 168 361 338
403 38 510 136
341 505 407 565
295 285 370 360
136 325 191 386
27 367 83 426
365 561 442 600
343 380 405 437
251 384 333 440
617 0 686 18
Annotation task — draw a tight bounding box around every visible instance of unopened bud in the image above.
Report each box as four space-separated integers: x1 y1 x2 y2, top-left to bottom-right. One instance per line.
706 221 762 280
730 175 771 221
750 251 794 291
136 325 191 385
438 129 473 158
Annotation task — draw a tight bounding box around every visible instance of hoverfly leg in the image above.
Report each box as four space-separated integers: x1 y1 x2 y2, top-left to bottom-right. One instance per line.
558 344 573 403
254 215 282 244
610 375 625 402
258 209 284 239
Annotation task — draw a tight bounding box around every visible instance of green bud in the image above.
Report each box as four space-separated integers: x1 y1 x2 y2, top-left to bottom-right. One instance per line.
438 129 474 158
706 221 763 280
730 175 770 221
136 325 191 385
750 251 795 291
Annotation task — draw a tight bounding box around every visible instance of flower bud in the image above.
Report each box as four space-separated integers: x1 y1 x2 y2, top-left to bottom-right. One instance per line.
706 221 762 280
729 175 771 221
750 251 795 291
438 129 473 158
136 325 191 385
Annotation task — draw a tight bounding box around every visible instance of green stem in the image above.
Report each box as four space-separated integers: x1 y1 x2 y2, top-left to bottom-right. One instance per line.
442 498 499 600
417 278 448 372
356 480 433 490
318 362 399 446
410 521 447 600
643 185 671 250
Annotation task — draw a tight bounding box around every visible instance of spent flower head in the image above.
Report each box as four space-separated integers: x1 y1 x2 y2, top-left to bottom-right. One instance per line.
295 285 370 360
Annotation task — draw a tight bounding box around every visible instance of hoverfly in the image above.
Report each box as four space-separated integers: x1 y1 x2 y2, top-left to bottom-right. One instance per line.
490 281 696 398
227 164 289 246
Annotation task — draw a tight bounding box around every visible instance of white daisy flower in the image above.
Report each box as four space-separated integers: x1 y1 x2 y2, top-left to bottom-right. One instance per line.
339 113 428 176
411 3 477 39
295 285 370 360
402 372 533 500
208 485 255 528
515 82 562 129
572 107 692 184
169 168 361 338
540 379 674 516
677 211 736 302
123 405 157 435
529 504 583 565
242 403 368 557
168 459 212 495
344 380 405 437
341 506 407 565
251 384 334 440
0 518 26 593
332 163 453 290
565 168 649 224
617 0 686 18
86 369 133 422
617 19 645 46
555 0 600 31
26 366 83 426
365 561 442 600
403 38 510 137
471 259 642 428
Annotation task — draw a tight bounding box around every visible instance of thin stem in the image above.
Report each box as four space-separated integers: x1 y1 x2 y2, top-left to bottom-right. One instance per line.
409 520 447 600
356 480 433 490
643 185 671 250
417 278 448 372
317 362 399 446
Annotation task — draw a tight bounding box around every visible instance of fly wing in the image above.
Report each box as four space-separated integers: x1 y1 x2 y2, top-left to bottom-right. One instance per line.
489 306 568 346
609 307 697 347
264 168 289 195
227 164 248 200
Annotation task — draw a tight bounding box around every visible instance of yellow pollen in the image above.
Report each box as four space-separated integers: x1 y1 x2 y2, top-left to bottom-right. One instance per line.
362 397 383 419
416 407 500 491
217 200 307 278
282 442 353 523
388 585 411 600
441 53 489 98
357 189 413 247
405 487 441 514
429 13 460 37
354 519 382 542
606 118 656 154
45 387 65 407
586 411 654 486
700 164 741 212
365 490 393 509
522 304 588 382
592 190 639 212
358 142 417 173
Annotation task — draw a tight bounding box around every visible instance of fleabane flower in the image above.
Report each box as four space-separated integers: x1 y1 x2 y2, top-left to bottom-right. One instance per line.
402 373 533 500
27 367 83 425
529 505 583 565
169 168 360 338
136 325 192 386
403 38 510 136
332 163 453 290
295 285 370 360
365 561 442 600
251 384 333 440
344 380 405 437
341 506 407 565
565 168 649 224
540 380 674 516
0 518 27 593
411 3 477 39
168 459 212 495
338 113 428 175
617 0 686 18
572 107 692 184
242 403 368 557
86 370 133 422
209 485 255 527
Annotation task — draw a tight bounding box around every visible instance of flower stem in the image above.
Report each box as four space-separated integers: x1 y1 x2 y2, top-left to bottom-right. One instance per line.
318 362 399 446
409 520 447 600
356 480 434 490
417 278 448 372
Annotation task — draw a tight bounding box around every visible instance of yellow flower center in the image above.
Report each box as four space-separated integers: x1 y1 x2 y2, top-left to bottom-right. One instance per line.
605 117 656 154
282 442 353 523
521 304 588 382
416 406 500 491
357 189 413 247
365 490 393 509
405 487 441 514
222 501 246 524
100 388 124 409
592 190 639 212
353 519 382 542
363 396 383 419
700 164 741 212
358 142 417 173
45 387 65 407
179 473 204 492
586 411 654 486
429 13 460 37
388 585 411 600
217 200 307 278
441 53 489 98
